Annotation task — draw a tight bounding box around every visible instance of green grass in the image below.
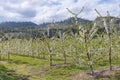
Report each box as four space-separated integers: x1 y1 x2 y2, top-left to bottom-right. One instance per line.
1 53 120 80
0 64 29 80
10 55 49 66
0 54 90 80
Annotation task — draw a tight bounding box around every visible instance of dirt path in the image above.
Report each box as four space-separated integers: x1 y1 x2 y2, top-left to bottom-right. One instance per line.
71 65 120 80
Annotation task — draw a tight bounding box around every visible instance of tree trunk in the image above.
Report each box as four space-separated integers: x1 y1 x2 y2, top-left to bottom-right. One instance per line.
87 52 94 76
0 53 1 60
8 52 10 62
50 54 52 66
85 32 94 76
43 52 45 59
62 46 66 64
109 34 112 71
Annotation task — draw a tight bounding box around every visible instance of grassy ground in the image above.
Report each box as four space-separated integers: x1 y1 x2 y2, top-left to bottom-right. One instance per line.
0 55 83 80
0 54 120 80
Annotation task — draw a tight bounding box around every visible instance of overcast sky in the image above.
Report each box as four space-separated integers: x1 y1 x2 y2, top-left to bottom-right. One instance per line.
0 0 119 24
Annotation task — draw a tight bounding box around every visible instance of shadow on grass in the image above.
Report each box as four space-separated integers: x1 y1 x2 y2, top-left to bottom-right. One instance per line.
10 59 29 64
63 64 89 71
0 65 30 80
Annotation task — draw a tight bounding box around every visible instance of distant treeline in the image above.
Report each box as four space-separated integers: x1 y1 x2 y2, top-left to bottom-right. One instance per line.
0 17 120 39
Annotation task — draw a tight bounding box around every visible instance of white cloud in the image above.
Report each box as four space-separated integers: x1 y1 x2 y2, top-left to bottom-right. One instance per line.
0 0 119 24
